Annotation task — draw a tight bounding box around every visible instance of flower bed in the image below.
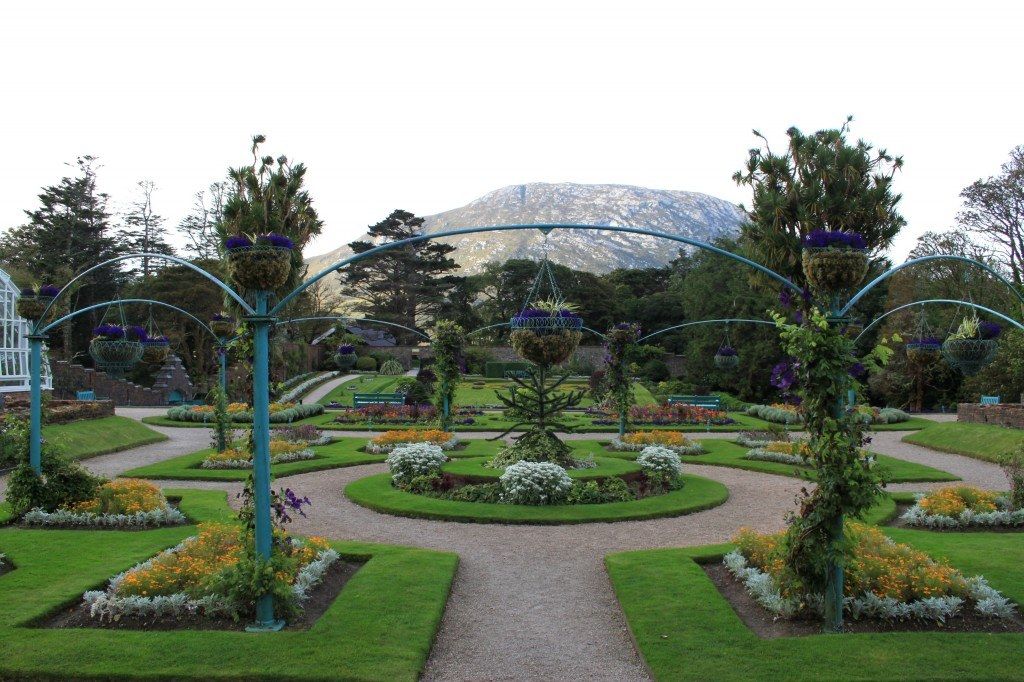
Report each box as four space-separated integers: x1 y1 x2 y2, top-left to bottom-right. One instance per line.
609 430 705 455
166 402 324 424
744 441 812 465
279 371 339 403
901 485 1024 529
331 403 437 424
201 440 317 469
589 404 734 426
745 403 804 425
21 479 186 529
735 430 784 448
366 429 459 454
81 523 339 623
726 522 1017 623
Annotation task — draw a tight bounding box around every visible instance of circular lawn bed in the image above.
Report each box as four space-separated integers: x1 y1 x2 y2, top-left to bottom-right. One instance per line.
345 470 728 525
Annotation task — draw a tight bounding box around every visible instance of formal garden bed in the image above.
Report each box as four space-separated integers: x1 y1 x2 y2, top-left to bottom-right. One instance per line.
165 401 324 424
897 483 1024 530
19 480 186 530
607 430 706 455
0 489 458 680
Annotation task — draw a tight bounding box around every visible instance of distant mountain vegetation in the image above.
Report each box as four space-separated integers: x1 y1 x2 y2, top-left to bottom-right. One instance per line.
304 182 744 276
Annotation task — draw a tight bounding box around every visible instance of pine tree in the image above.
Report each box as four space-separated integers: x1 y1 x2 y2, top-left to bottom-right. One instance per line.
339 209 463 343
120 180 175 279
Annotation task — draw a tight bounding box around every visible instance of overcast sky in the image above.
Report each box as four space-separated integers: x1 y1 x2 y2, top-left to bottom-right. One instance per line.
1 1 1020 263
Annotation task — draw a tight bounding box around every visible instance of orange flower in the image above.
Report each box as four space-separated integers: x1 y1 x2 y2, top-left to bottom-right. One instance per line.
371 429 453 446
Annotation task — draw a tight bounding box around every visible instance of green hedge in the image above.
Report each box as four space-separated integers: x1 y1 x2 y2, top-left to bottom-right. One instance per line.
166 403 325 424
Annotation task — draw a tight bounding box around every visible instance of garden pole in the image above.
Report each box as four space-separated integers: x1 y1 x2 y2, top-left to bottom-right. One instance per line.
218 346 228 395
27 334 46 475
246 291 283 632
823 311 846 633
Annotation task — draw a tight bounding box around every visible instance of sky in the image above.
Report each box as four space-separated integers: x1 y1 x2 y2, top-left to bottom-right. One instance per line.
0 0 1020 263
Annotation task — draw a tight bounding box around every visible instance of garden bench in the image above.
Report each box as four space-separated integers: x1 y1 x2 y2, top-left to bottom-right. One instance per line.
667 394 721 410
353 393 405 407
76 390 95 401
980 395 1001 405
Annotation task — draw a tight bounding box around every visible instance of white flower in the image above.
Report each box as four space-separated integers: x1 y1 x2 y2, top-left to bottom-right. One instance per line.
385 442 447 484
636 447 683 477
499 461 573 505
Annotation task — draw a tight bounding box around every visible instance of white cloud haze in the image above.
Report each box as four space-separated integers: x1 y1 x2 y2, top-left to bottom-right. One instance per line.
0 0 1020 262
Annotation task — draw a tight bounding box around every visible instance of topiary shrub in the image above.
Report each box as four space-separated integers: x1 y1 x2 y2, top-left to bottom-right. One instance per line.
499 461 573 505
385 442 447 486
355 356 377 372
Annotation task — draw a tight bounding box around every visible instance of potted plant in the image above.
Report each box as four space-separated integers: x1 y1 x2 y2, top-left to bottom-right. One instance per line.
210 312 235 337
942 317 1000 375
16 284 59 321
801 230 869 294
714 344 739 370
905 336 942 364
224 232 294 291
141 335 171 364
509 299 584 367
334 344 357 371
89 324 144 374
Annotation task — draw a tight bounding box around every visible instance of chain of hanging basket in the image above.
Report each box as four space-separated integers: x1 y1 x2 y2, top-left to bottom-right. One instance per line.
905 304 942 365
141 306 171 365
89 299 144 375
714 323 739 370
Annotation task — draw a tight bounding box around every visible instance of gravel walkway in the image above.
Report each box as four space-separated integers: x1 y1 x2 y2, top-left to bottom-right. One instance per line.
301 373 360 405
870 430 1007 492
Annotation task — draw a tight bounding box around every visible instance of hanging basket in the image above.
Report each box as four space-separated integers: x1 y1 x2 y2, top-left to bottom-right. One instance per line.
941 338 997 375
906 341 941 365
802 247 869 294
210 318 236 337
509 313 584 335
16 296 52 321
335 352 357 371
714 352 739 370
227 246 292 291
90 338 144 374
510 329 582 366
141 339 171 364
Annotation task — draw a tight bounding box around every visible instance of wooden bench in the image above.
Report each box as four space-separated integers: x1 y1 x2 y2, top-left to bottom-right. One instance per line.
353 393 405 407
980 395 1001 405
667 395 722 410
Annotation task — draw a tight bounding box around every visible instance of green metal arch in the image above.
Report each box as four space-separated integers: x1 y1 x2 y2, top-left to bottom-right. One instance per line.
638 318 776 343
39 298 219 339
853 299 1024 344
274 223 802 315
279 316 431 341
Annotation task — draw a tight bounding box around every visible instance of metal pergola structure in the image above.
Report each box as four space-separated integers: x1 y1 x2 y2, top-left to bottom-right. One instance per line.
21 223 1024 634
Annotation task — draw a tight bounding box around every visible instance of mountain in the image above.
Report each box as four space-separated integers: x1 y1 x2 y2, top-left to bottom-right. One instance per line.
304 182 745 277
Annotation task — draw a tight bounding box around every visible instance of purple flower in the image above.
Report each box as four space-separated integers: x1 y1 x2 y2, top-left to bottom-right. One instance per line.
802 230 868 250
979 321 1002 340
224 234 253 250
716 345 738 357
256 232 294 249
848 362 867 380
144 335 169 345
337 344 355 355
908 336 941 347
211 312 233 322
779 288 793 309
126 325 148 342
770 359 798 391
93 324 126 339
38 284 60 297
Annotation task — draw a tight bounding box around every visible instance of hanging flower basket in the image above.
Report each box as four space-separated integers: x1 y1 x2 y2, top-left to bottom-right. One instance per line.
801 230 869 294
141 337 171 364
89 325 143 374
905 337 942 364
210 313 235 337
941 319 1000 375
714 345 739 370
509 307 583 366
335 344 357 371
225 233 294 291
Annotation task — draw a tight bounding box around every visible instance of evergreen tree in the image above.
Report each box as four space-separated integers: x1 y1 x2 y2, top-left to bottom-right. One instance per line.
120 180 175 279
339 209 462 343
0 156 125 357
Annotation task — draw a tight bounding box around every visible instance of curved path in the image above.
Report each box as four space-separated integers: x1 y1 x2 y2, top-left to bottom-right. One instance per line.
5 410 1010 681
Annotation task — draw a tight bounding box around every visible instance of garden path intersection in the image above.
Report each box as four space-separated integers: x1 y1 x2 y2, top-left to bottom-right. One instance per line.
5 408 998 681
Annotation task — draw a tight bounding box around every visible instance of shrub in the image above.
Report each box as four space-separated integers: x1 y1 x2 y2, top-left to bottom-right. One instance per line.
70 479 167 515
355 356 377 371
566 477 634 504
385 443 447 486
640 359 671 382
1001 447 1024 510
499 461 573 505
379 359 405 375
5 450 102 516
636 446 683 478
918 485 998 517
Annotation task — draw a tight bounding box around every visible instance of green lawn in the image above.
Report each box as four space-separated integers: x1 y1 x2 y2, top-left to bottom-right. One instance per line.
605 496 1024 681
42 415 167 460
317 374 408 406
0 488 457 681
904 421 1024 463
345 471 728 524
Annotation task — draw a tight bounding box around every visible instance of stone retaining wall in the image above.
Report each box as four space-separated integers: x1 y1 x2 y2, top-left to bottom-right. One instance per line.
51 355 195 406
957 403 1024 429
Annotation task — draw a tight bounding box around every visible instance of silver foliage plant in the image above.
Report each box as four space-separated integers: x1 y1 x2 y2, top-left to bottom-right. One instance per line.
21 506 186 529
901 495 1024 529
499 461 573 505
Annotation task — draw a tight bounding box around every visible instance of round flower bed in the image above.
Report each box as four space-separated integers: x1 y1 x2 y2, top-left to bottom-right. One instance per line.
801 230 869 294
224 233 294 291
745 403 804 425
609 431 706 455
21 479 186 529
744 441 812 465
589 404 735 427
900 485 1024 530
365 429 459 454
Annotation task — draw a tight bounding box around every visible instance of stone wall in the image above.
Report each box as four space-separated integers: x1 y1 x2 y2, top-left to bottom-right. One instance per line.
957 403 1024 429
51 355 196 406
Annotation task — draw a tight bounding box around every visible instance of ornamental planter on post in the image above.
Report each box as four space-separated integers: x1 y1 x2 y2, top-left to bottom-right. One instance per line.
210 313 236 337
509 309 583 366
905 337 942 365
225 233 294 291
802 230 870 295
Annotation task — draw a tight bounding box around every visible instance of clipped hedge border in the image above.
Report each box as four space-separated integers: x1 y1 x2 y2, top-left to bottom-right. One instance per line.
166 403 325 424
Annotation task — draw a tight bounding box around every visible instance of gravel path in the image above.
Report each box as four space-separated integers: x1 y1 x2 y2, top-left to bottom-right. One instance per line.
301 373 360 405
870 430 1007 492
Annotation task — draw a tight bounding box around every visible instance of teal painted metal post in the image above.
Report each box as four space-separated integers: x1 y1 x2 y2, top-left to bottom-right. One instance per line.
247 291 283 632
218 346 228 394
824 313 846 633
27 334 46 474
618 414 626 437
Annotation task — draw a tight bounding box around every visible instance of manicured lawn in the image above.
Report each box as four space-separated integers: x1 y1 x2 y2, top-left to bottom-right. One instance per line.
904 421 1024 463
605 498 1024 681
345 471 728 524
43 415 167 460
443 455 642 481
0 488 457 681
587 439 958 484
316 373 408 406
119 437 495 481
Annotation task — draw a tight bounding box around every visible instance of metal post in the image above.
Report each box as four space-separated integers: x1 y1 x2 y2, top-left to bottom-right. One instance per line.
618 414 626 438
246 291 283 632
218 346 228 395
27 334 46 475
823 312 846 633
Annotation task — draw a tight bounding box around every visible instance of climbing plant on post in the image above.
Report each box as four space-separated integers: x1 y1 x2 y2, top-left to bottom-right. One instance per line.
604 323 640 437
431 320 465 431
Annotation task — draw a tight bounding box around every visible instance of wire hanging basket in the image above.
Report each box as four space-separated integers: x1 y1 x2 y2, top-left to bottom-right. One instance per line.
89 301 144 375
941 338 997 375
713 325 739 370
508 237 583 365
905 305 942 365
